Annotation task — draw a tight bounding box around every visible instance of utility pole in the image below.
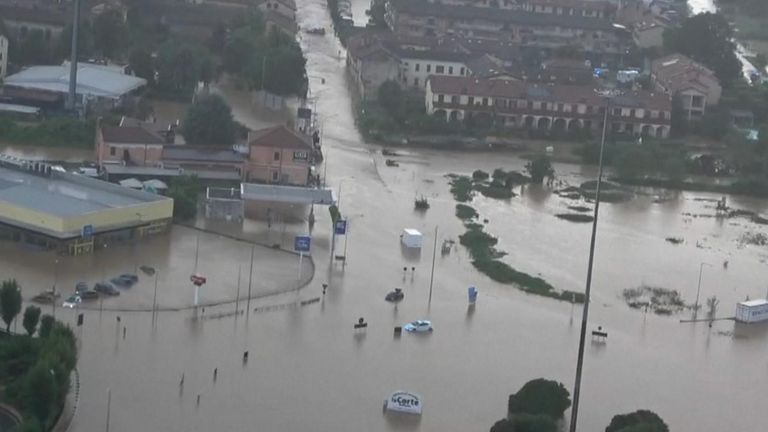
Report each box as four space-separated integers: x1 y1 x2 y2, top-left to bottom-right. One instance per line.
246 244 255 313
569 98 610 432
67 0 81 112
428 226 438 306
105 388 112 432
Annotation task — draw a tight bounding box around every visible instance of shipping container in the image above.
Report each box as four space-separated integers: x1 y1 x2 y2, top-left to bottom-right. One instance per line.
735 299 768 323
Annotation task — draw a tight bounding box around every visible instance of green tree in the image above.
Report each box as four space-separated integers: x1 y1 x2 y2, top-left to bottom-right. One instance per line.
525 156 554 184
663 13 741 86
92 10 127 58
661 155 688 181
0 279 22 333
507 378 571 419
613 146 652 179
181 94 236 145
22 306 41 336
129 47 154 84
223 36 257 74
55 23 94 62
18 418 42 432
378 80 404 118
39 315 55 339
209 22 229 53
21 361 57 422
199 55 215 86
491 415 558 432
16 30 52 65
605 410 669 432
155 41 201 98
167 175 201 220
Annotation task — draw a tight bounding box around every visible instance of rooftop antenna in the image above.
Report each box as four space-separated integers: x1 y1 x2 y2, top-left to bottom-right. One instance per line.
67 0 81 112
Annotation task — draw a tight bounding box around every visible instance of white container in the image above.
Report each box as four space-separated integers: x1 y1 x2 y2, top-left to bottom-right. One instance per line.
384 391 422 415
401 229 423 248
735 299 768 323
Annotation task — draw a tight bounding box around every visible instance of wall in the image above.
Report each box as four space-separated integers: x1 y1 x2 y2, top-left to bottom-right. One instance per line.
0 201 64 233
61 199 173 234
247 147 311 186
0 36 7 80
401 58 468 89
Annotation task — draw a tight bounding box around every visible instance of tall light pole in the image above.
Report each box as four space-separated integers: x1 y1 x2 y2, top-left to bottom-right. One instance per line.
67 0 81 111
695 262 712 314
569 96 612 432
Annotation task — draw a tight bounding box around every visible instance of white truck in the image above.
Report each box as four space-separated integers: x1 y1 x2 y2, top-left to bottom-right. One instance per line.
735 299 768 323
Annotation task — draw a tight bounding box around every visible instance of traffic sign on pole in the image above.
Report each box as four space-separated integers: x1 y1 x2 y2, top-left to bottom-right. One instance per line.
294 235 311 253
334 219 347 235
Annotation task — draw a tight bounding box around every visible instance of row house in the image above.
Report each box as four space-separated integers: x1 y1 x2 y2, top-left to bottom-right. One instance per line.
384 0 626 55
422 0 615 18
425 75 672 138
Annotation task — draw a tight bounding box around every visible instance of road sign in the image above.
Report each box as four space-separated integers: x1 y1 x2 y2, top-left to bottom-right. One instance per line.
82 224 93 239
190 274 207 286
334 219 347 235
294 235 311 253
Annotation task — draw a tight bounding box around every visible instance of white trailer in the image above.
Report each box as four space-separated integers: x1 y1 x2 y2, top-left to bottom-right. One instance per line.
401 229 423 248
735 299 768 323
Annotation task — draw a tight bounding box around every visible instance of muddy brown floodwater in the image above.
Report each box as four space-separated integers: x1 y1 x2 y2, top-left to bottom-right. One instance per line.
5 1 767 431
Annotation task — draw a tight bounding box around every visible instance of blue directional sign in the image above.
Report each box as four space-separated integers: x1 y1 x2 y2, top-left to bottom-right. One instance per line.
82 224 93 239
294 235 311 253
334 219 347 235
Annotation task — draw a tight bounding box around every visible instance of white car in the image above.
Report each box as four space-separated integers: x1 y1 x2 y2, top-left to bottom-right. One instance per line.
62 295 81 309
403 320 433 333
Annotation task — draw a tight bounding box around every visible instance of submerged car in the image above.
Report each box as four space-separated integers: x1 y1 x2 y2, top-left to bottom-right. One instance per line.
75 282 89 293
385 288 404 302
94 282 120 296
111 274 137 288
403 320 433 333
62 295 81 308
79 290 99 300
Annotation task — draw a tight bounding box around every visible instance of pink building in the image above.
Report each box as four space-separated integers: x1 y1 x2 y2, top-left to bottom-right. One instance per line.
95 118 173 166
246 125 314 186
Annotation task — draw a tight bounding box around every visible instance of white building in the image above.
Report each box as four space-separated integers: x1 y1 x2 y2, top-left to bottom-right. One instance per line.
3 61 146 111
0 35 8 80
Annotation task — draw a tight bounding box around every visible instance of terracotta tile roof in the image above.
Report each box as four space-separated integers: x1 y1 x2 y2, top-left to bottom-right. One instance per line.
248 125 313 150
101 126 165 145
651 54 719 96
428 76 671 111
162 146 245 163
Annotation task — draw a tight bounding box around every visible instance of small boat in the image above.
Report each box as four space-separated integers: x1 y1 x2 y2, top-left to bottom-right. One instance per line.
384 391 422 415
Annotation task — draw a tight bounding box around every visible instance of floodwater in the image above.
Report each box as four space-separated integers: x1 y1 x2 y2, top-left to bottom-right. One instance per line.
5 1 768 432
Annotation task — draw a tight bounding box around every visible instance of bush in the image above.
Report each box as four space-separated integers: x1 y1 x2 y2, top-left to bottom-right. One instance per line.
0 117 95 148
456 204 478 220
472 170 490 181
508 378 572 419
606 410 669 432
448 175 474 202
167 175 200 220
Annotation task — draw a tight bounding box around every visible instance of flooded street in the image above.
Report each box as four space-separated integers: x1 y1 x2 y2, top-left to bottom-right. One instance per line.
2 1 767 431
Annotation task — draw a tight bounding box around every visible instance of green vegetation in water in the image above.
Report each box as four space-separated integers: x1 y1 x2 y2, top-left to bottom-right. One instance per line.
555 213 594 223
472 169 490 181
455 204 478 220
622 285 686 315
459 224 505 260
0 117 95 148
448 175 474 202
167 175 201 221
474 179 516 199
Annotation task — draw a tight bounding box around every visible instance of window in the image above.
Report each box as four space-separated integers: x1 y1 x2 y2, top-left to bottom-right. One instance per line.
438 94 444 103
415 64 420 72
436 65 445 73
451 95 459 104
109 147 116 156
427 64 431 73
482 97 488 106
460 67 465 75
449 66 454 74
527 101 534 109
468 96 475 105
273 151 281 161
414 78 419 86
293 151 309 161
557 103 564 111
272 171 279 181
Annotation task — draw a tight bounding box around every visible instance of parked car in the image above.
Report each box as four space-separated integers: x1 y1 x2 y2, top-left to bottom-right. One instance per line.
79 290 99 300
75 282 89 293
32 292 55 304
62 295 81 308
403 320 433 333
94 282 120 296
119 274 138 283
385 288 404 302
112 274 138 287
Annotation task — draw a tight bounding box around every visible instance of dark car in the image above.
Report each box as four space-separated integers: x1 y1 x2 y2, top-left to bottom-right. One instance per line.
119 274 139 283
112 274 138 287
94 282 120 296
79 290 99 300
385 288 404 302
75 282 89 293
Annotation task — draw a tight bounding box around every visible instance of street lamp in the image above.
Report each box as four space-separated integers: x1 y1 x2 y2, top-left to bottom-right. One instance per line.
695 262 712 314
569 91 616 432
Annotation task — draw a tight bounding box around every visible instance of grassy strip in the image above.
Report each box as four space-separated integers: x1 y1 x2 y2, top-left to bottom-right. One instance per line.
0 117 95 148
456 204 478 220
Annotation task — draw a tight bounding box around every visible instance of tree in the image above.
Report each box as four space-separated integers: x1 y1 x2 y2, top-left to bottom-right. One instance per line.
613 146 652 179
181 95 236 145
199 55 215 86
129 47 155 84
378 80 404 118
605 410 669 432
15 30 52 65
0 279 22 333
209 22 229 53
55 23 94 62
39 315 55 339
155 41 201 98
491 415 558 432
525 156 554 184
507 378 571 419
223 36 256 74
92 9 127 59
18 418 42 432
167 175 201 220
22 306 41 336
21 361 57 422
663 13 741 86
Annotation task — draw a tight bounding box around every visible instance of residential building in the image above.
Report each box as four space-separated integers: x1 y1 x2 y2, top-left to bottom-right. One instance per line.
384 0 626 55
161 147 245 180
346 33 401 101
631 20 665 49
0 35 7 80
421 0 615 18
96 120 169 167
425 75 672 138
0 2 69 41
3 62 147 112
246 125 315 186
651 54 721 121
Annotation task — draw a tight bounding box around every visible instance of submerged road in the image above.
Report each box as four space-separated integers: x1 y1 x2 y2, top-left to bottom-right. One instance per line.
11 1 766 431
